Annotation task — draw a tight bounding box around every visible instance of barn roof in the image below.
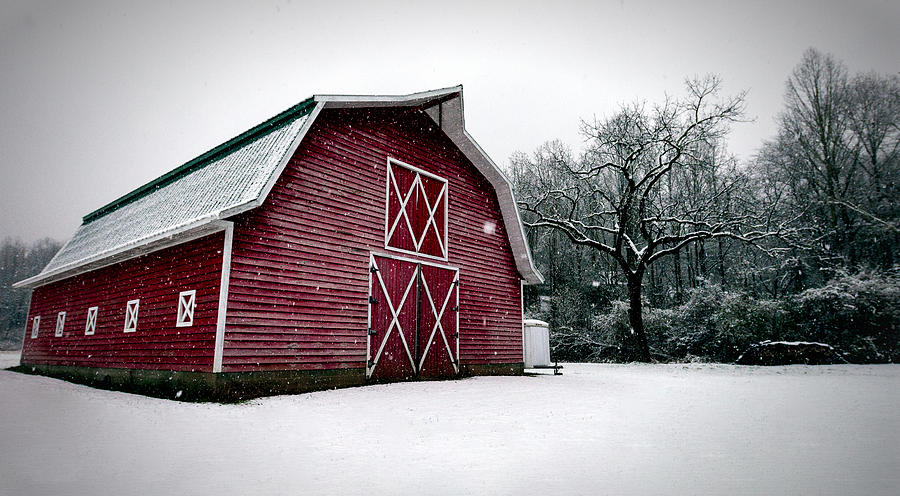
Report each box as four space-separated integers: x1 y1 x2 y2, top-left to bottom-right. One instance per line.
15 86 543 289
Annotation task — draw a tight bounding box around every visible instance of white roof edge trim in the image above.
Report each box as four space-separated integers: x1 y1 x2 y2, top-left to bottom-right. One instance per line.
14 219 231 289
458 129 544 285
313 85 463 107
253 103 325 209
15 104 325 290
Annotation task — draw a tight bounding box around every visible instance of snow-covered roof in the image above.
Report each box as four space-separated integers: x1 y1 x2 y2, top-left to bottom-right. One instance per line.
15 86 543 288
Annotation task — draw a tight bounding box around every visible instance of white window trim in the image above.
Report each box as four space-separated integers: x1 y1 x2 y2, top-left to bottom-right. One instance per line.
383 157 449 261
124 299 140 333
176 290 196 327
85 306 98 335
55 311 66 337
31 316 40 339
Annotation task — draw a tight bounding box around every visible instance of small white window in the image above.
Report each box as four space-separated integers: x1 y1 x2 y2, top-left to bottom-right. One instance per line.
55 311 66 337
124 299 140 333
30 316 40 339
85 306 98 335
176 290 196 327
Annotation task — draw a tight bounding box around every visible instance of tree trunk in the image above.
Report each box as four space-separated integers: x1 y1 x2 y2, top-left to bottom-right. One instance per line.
673 247 683 302
717 238 726 285
626 273 651 362
696 241 706 281
687 248 696 289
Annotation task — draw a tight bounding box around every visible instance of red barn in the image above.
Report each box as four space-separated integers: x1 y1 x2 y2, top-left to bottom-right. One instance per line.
14 86 543 400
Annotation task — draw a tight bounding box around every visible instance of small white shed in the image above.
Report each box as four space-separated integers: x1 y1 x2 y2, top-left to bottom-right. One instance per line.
523 319 562 374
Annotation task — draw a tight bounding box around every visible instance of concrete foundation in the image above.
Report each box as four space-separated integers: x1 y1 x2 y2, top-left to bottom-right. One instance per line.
9 361 524 402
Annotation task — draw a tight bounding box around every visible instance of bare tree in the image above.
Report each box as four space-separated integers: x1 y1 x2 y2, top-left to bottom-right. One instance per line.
513 76 788 361
758 48 900 269
846 71 900 265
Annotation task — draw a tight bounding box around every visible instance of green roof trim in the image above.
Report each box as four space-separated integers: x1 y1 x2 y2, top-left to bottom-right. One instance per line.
82 97 317 224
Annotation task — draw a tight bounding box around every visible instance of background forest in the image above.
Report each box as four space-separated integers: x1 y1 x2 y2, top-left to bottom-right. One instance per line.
0 238 61 349
513 49 899 363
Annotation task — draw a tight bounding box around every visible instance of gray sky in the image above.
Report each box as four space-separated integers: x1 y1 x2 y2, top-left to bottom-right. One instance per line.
1 0 898 242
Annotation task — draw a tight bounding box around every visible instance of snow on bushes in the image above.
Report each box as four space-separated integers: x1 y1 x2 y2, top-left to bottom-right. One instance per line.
550 269 899 363
735 341 845 365
794 269 900 363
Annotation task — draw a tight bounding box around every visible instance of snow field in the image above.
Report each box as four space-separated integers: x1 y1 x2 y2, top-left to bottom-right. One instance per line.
0 352 898 496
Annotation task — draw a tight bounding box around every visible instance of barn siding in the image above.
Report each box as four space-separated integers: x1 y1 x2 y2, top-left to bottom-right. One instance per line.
20 232 225 371
224 108 522 372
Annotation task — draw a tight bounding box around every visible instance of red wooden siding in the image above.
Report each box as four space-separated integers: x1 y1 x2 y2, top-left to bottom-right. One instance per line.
223 108 522 372
21 232 224 371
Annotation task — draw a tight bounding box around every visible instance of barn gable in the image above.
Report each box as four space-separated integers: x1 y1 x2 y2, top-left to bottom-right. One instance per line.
15 86 541 290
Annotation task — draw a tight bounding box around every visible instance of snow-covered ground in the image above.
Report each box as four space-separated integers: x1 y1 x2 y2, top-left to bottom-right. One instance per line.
1 351 898 496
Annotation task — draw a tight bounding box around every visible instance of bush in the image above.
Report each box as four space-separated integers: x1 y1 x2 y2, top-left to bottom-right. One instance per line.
562 284 787 362
543 285 596 361
549 269 899 363
650 285 791 362
791 270 900 362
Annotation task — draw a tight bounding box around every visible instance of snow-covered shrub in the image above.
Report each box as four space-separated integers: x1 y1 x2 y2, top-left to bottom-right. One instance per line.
588 300 634 360
545 285 597 360
564 284 790 362
651 284 790 362
548 299 632 362
792 269 900 362
549 269 898 364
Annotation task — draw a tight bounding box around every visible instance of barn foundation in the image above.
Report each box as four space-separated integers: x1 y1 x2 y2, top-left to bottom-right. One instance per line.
10 363 367 403
9 361 524 402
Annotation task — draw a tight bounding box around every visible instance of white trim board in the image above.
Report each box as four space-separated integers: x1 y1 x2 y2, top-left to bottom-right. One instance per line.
212 221 234 373
314 86 462 108
369 251 459 272
15 220 229 289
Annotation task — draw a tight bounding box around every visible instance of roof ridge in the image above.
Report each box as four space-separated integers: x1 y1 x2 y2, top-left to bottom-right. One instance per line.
82 96 316 224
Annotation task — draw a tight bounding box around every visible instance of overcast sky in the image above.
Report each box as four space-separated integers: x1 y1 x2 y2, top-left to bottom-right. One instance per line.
1 0 898 242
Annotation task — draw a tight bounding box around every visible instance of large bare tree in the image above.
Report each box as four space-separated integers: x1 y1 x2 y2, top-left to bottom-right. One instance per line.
758 48 900 270
513 76 787 361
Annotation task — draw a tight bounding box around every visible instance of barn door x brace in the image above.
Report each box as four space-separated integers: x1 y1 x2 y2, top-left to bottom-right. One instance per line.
367 254 459 380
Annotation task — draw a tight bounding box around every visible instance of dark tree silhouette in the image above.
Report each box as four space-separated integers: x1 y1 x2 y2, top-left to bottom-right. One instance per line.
0 238 62 348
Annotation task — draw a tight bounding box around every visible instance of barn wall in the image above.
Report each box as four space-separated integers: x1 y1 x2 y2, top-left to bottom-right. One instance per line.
21 232 225 371
224 108 522 372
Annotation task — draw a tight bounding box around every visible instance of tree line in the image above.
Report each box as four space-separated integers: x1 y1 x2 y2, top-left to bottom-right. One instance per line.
512 48 899 363
0 238 62 349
